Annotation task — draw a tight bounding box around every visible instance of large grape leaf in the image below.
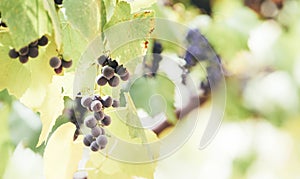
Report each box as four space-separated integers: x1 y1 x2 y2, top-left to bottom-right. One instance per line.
63 0 101 40
0 32 31 98
44 123 84 179
129 74 177 124
0 0 51 49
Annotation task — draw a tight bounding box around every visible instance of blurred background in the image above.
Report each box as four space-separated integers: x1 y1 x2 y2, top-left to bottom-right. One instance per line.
1 0 300 178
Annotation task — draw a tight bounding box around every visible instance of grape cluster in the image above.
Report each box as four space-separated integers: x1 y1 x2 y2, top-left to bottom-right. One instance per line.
81 95 119 152
96 55 130 87
8 35 48 63
49 56 72 74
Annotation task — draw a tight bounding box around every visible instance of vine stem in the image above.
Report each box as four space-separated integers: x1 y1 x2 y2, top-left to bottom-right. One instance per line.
152 94 209 135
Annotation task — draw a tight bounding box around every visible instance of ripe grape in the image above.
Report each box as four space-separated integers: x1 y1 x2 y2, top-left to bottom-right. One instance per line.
96 75 107 86
102 66 115 79
62 59 72 68
8 49 19 59
108 75 119 87
54 65 63 74
54 0 63 5
108 59 118 69
49 57 62 69
97 55 108 66
101 115 111 126
83 134 94 147
29 40 38 47
19 55 29 63
116 65 127 76
0 22 7 27
90 100 102 112
101 95 112 108
38 35 48 46
80 96 93 108
94 111 104 121
91 126 102 137
96 135 108 147
19 46 29 56
120 72 129 81
112 99 120 108
28 47 39 58
90 141 99 152
84 115 97 128
152 41 163 54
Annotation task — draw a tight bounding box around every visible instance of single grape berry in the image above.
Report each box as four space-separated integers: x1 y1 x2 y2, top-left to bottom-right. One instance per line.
116 65 127 76
19 46 29 56
0 22 7 27
90 141 100 152
96 135 108 147
102 66 115 80
28 47 39 58
101 115 111 126
108 60 118 69
54 0 63 5
94 111 104 121
83 134 94 147
62 59 72 68
84 115 97 128
97 55 108 66
101 95 113 108
96 75 107 86
91 126 102 137
29 40 38 47
8 49 19 59
80 96 93 108
152 41 163 54
120 72 129 81
54 65 63 74
112 99 120 108
90 100 102 112
108 75 120 87
49 56 62 69
19 55 29 63
38 35 48 46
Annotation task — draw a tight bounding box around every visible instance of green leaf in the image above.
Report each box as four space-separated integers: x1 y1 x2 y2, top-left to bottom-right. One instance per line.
129 74 177 123
0 0 51 49
0 32 31 98
44 123 83 179
64 0 101 40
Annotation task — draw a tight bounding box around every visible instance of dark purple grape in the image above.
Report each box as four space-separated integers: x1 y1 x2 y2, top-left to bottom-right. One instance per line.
152 41 163 54
90 100 102 112
28 47 39 58
102 66 115 79
54 65 63 74
108 75 119 87
29 40 38 47
49 56 62 69
62 59 72 68
54 0 63 5
96 135 108 147
90 141 99 152
83 134 94 147
101 96 112 108
116 65 127 76
94 111 104 121
96 75 107 86
38 35 48 46
108 60 118 69
112 99 120 108
0 22 7 27
120 72 129 81
91 126 102 137
97 55 108 66
8 49 19 59
19 46 29 56
101 115 111 126
19 55 29 63
80 96 93 108
84 115 97 128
